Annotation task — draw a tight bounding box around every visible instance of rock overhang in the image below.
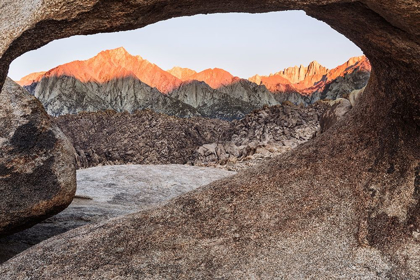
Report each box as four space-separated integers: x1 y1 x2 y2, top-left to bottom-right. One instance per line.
0 1 419 278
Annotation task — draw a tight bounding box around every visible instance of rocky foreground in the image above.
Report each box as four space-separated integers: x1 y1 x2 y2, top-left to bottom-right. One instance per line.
1 0 419 278
0 165 235 264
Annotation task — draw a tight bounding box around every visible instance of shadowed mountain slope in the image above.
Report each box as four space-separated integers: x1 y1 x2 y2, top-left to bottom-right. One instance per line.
28 75 200 118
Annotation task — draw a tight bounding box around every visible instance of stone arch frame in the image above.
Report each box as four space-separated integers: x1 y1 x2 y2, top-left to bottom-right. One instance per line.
0 0 419 278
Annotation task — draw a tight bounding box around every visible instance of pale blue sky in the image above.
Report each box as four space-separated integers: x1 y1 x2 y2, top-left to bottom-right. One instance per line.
9 11 363 80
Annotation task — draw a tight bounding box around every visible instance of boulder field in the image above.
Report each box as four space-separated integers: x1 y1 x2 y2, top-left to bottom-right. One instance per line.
0 0 419 279
53 103 326 170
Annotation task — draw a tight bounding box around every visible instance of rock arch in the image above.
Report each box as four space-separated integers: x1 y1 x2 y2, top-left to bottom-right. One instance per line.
0 0 419 278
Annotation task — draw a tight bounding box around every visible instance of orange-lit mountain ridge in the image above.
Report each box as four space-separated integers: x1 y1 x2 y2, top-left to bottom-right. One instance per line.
18 47 182 94
17 71 47 86
16 48 371 119
167 67 197 81
249 56 370 96
18 47 370 97
175 68 241 89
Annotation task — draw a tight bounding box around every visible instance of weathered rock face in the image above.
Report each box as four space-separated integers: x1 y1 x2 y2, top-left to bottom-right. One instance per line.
0 78 76 237
319 98 353 133
0 0 419 279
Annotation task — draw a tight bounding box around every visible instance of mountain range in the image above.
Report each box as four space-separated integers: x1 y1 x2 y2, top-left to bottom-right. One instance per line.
17 47 371 120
